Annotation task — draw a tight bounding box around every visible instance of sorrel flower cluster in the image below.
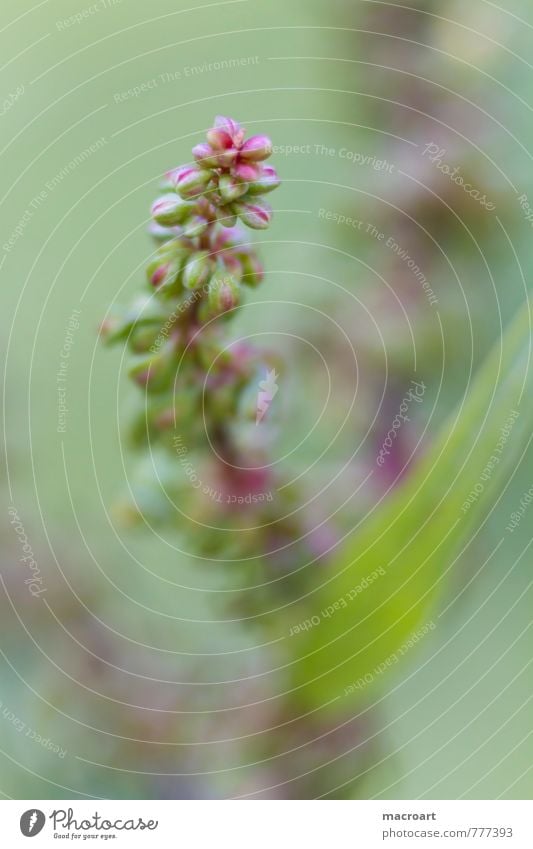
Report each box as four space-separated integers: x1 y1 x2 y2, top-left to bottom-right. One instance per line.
101 117 287 551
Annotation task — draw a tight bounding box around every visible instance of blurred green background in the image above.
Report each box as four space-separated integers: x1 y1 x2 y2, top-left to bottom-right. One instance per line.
1 0 532 799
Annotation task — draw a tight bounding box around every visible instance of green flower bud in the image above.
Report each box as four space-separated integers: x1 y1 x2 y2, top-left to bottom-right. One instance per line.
146 259 171 288
173 166 212 199
148 221 177 241
207 273 241 314
182 250 213 290
218 174 248 203
246 166 281 196
206 381 240 421
233 198 272 230
216 205 238 228
182 215 209 238
127 324 163 353
128 341 177 393
150 387 199 433
192 142 219 169
148 258 182 296
101 297 169 345
239 253 264 288
151 195 194 226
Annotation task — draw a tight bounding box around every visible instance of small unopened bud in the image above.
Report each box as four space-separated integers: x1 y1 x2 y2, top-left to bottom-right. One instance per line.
159 172 176 192
234 199 272 230
183 215 209 238
239 135 273 162
247 165 281 195
213 225 246 251
239 253 264 287
148 258 182 295
129 352 168 392
128 324 161 353
148 221 176 241
233 162 261 183
192 142 219 169
218 173 248 203
151 194 193 226
221 253 243 276
146 260 170 287
173 166 212 199
217 205 238 228
182 250 213 290
213 115 244 145
206 127 233 151
208 274 240 314
214 148 238 168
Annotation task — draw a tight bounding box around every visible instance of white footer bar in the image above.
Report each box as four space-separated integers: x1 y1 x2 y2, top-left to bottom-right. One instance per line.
1 800 532 847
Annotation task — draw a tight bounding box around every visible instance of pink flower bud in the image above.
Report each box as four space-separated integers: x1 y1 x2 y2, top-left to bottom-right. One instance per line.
151 194 193 226
221 252 243 276
234 199 272 230
212 225 245 252
233 162 261 183
206 127 233 151
220 283 239 311
192 143 219 169
247 165 281 195
213 116 246 148
146 258 181 295
239 135 273 162
148 262 170 287
173 166 212 199
208 274 241 314
214 147 238 168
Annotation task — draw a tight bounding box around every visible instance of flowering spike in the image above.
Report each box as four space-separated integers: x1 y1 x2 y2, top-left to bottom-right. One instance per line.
103 116 281 540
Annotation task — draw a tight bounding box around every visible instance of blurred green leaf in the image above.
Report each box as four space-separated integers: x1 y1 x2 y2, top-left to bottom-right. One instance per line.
287 298 533 714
